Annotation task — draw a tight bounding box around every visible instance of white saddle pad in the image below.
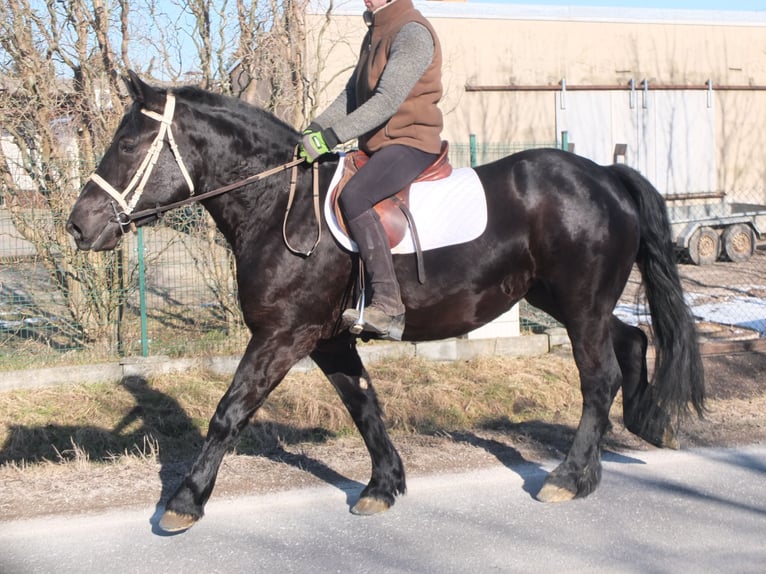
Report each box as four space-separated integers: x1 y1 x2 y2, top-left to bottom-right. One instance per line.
324 154 488 254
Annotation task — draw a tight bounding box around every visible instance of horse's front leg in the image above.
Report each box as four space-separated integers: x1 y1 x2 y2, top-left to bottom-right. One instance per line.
159 335 305 532
311 335 406 515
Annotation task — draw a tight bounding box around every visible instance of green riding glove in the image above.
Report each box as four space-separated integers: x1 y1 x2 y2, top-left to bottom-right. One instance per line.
298 126 339 163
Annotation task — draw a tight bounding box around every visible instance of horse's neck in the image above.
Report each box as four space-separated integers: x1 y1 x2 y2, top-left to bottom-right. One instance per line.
179 97 344 257
191 100 295 179
202 179 280 253
203 157 330 257
191 108 298 250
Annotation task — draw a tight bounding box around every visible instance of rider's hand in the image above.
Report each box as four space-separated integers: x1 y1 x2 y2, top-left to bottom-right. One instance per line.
298 126 339 163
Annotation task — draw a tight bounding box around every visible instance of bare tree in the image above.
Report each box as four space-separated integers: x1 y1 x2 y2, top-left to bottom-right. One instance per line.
231 0 310 126
0 0 131 350
0 0 341 357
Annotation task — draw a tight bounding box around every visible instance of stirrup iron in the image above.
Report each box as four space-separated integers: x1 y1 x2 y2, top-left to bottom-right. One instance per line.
349 288 366 335
348 260 366 335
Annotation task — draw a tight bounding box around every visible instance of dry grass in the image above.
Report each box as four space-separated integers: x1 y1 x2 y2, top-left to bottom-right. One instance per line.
3 350 766 521
0 355 583 471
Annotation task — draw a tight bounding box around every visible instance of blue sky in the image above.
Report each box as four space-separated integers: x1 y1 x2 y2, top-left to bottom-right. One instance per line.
473 0 765 10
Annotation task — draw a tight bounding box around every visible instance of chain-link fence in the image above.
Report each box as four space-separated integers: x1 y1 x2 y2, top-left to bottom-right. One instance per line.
1 205 248 370
2 139 765 370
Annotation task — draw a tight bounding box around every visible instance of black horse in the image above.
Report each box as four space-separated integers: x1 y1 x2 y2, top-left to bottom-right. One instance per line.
66 72 704 532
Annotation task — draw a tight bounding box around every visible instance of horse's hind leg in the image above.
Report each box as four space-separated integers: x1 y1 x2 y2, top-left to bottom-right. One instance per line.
311 336 406 515
537 317 621 502
612 317 679 449
610 317 647 400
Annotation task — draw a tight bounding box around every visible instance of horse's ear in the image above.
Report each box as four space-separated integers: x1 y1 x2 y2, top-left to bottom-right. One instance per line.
123 70 166 113
124 70 146 103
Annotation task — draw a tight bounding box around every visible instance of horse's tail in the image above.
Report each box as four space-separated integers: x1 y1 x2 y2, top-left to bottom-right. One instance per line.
609 164 705 423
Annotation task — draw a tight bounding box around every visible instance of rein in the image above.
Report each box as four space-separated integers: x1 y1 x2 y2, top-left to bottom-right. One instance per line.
88 91 322 257
129 155 321 257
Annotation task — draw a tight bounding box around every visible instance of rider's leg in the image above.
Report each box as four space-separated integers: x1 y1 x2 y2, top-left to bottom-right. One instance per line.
339 145 438 216
339 145 437 339
344 208 406 338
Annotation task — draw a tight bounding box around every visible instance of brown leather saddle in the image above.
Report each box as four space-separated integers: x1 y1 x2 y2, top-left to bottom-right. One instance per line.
330 141 453 254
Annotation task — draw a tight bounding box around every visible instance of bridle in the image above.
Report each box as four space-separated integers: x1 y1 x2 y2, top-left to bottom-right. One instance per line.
89 92 195 223
87 91 321 256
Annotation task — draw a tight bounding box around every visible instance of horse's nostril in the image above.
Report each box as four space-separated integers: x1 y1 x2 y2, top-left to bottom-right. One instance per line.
66 219 81 240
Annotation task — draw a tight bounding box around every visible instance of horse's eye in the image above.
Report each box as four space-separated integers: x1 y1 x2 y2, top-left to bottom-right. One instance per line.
120 139 137 153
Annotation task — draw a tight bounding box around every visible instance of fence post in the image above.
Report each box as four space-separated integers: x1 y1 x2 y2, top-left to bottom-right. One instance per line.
136 227 149 357
469 134 477 167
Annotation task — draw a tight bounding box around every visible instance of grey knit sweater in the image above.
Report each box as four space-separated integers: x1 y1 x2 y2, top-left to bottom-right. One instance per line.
313 21 435 144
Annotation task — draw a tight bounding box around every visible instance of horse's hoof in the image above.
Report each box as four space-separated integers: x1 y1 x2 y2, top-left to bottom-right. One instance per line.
628 417 680 449
158 510 198 533
536 482 577 503
351 497 391 516
662 427 680 450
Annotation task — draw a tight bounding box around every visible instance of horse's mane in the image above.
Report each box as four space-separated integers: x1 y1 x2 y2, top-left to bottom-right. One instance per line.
173 84 298 136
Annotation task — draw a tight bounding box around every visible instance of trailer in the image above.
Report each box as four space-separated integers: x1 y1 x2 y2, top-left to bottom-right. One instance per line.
667 192 766 265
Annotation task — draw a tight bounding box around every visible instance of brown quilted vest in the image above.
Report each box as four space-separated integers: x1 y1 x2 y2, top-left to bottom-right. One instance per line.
355 0 443 155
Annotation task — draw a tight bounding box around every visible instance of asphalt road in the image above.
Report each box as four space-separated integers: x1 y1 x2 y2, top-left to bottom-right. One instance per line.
1 445 765 573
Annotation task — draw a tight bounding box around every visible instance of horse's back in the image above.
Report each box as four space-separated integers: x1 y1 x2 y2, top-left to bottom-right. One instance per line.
475 148 641 254
401 148 641 339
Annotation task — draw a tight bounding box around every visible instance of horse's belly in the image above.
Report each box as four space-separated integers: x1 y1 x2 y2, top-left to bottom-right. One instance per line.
402 273 527 342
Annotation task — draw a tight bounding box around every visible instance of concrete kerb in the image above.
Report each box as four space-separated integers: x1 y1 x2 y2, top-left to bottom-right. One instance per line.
0 333 556 393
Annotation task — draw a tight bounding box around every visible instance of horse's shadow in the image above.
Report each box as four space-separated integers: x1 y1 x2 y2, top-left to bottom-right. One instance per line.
447 418 646 498
2 382 647 528
0 375 364 528
445 429 548 497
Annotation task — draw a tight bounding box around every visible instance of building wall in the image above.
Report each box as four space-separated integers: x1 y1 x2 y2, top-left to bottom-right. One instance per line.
305 0 766 201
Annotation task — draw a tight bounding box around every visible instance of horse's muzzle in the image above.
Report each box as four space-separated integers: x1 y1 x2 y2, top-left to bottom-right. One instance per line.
65 213 122 252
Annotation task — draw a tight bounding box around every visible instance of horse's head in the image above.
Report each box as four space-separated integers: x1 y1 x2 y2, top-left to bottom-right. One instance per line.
66 71 197 251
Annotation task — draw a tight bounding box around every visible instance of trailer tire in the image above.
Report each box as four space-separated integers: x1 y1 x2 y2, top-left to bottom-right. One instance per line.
722 223 755 262
688 226 720 265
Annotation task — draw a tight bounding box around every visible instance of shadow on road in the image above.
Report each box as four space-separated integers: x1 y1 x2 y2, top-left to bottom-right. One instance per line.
448 430 548 498
445 417 648 499
0 375 362 518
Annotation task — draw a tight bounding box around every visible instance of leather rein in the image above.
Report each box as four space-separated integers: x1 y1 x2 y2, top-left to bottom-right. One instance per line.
88 91 322 257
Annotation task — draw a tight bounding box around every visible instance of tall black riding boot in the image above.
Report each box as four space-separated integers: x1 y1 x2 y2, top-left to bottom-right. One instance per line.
342 209 406 340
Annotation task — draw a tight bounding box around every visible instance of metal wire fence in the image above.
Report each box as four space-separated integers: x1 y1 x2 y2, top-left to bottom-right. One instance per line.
1 139 765 370
0 205 248 369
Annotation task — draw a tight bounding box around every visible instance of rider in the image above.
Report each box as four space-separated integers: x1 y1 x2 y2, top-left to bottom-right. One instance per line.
298 0 443 341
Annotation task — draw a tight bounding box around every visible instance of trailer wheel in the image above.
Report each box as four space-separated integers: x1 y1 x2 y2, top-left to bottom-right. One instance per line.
688 226 720 265
722 223 755 262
